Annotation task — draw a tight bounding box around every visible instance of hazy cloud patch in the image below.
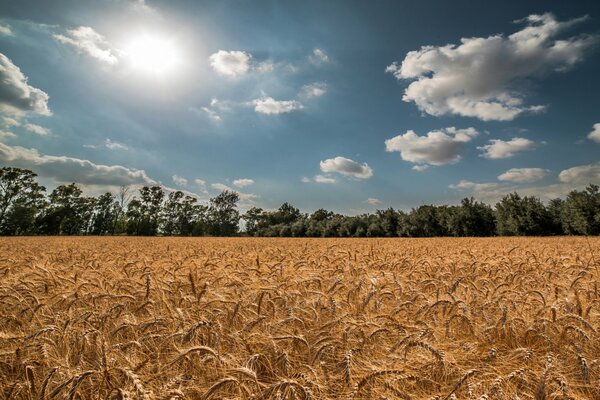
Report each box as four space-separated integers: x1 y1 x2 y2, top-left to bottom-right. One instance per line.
0 142 154 186
233 178 254 188
53 26 118 65
24 123 51 135
498 167 549 183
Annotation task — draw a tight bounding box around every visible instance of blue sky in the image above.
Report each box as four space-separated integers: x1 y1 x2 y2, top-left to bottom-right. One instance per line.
1 0 599 213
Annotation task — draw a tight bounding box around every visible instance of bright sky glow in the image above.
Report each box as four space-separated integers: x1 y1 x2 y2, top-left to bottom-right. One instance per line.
123 34 180 75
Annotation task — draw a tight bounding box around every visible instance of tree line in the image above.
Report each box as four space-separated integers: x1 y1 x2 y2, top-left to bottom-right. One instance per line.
1 166 599 237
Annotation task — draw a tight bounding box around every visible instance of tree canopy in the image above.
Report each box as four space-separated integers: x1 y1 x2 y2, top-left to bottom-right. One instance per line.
1 166 599 237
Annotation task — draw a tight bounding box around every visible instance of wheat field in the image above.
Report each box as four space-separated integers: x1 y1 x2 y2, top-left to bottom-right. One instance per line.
1 237 599 399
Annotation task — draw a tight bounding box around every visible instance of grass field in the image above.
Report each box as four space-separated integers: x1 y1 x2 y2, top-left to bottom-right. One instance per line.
1 237 599 399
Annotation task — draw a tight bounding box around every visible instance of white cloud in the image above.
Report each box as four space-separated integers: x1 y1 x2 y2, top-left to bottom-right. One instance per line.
0 24 13 37
558 162 600 185
209 50 251 76
314 174 336 184
301 82 327 98
478 137 537 159
200 107 221 122
498 167 549 183
387 13 598 121
588 123 600 143
194 178 208 193
172 174 188 187
53 26 118 65
301 176 311 183
449 180 499 191
320 156 373 179
84 138 128 151
0 142 154 186
450 162 600 203
2 117 20 127
412 165 429 172
309 48 330 65
0 130 16 139
366 198 382 206
257 61 275 73
0 53 51 116
233 178 254 188
385 127 479 167
252 96 303 115
24 123 51 135
211 182 258 202
104 138 127 150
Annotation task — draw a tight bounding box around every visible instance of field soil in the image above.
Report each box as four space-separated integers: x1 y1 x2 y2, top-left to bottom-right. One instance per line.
1 237 599 399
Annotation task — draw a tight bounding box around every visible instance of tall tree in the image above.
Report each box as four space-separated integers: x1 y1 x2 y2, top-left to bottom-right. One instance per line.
562 185 600 235
0 167 46 233
90 192 118 235
495 193 552 236
38 184 91 235
207 190 240 236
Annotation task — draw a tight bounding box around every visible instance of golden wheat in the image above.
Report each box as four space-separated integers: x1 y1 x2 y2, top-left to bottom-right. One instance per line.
0 236 599 399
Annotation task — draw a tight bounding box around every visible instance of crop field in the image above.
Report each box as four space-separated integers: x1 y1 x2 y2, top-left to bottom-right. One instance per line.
1 237 600 399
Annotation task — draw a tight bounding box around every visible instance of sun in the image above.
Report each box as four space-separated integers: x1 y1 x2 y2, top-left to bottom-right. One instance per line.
124 34 180 75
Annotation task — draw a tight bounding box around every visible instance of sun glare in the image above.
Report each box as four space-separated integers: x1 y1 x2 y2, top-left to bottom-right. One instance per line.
125 34 180 75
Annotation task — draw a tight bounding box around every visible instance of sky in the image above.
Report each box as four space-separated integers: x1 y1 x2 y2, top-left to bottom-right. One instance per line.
0 0 599 214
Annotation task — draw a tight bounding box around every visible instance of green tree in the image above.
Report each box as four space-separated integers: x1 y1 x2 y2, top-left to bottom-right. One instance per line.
207 190 240 236
495 193 552 236
38 184 91 235
0 167 46 234
562 185 600 235
90 192 118 235
449 198 496 236
242 207 263 236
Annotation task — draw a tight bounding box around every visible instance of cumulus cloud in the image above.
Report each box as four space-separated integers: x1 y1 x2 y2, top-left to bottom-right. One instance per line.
314 174 336 184
366 198 382 206
233 178 254 188
478 137 537 159
0 53 51 116
24 123 51 136
209 50 252 76
0 24 13 37
211 182 258 202
301 82 327 98
320 156 373 179
498 167 549 183
252 96 303 115
387 13 598 121
0 142 154 186
172 175 188 187
53 26 118 65
558 162 600 185
309 48 330 65
588 123 600 143
385 127 478 167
